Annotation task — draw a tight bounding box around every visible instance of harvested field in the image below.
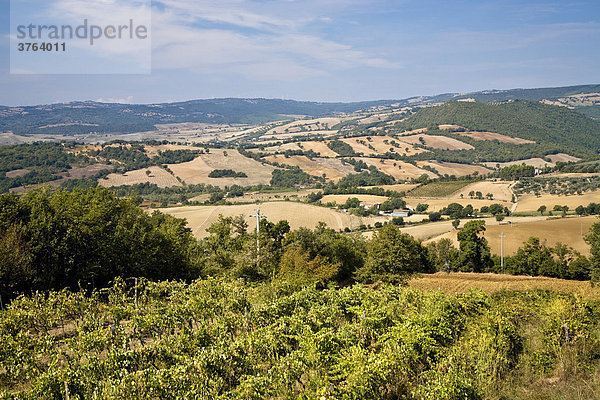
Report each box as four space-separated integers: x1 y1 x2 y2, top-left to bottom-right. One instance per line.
455 131 535 144
409 272 598 298
546 153 581 163
416 161 492 177
483 158 555 170
358 158 437 180
264 130 338 140
515 191 600 212
224 189 318 203
407 181 475 198
405 198 511 213
64 164 111 179
438 124 465 130
265 117 343 136
5 169 30 178
341 136 426 156
320 194 389 205
312 157 355 176
264 155 348 181
169 150 276 187
453 181 514 202
99 166 181 188
484 216 596 256
161 202 387 238
144 144 204 156
397 128 428 135
364 184 420 193
397 134 474 150
299 141 340 157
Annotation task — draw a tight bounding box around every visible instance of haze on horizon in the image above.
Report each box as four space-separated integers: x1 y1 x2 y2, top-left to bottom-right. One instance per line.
1 0 599 106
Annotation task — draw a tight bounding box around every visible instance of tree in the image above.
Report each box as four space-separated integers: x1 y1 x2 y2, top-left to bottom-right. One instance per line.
427 238 458 273
585 222 600 283
456 220 492 272
452 219 460 230
508 237 555 277
416 203 429 213
355 224 431 283
429 212 442 222
537 205 547 215
489 204 504 216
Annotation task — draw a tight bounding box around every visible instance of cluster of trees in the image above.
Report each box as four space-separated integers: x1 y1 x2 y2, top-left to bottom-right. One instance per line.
396 100 600 154
90 144 200 171
208 169 248 178
0 187 199 299
499 163 536 180
326 139 358 156
336 167 396 188
270 167 313 187
0 142 91 192
513 176 600 196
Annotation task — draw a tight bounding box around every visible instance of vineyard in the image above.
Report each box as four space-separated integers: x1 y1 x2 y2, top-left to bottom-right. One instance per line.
1 278 600 399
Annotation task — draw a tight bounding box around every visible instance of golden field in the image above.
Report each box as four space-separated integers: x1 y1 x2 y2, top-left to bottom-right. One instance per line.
409 272 599 299
161 202 388 238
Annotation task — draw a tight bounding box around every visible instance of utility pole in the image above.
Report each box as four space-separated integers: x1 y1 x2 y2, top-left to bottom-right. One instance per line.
499 232 506 273
249 208 267 264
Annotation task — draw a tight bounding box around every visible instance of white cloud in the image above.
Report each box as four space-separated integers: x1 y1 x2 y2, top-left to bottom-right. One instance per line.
95 95 134 103
148 0 397 79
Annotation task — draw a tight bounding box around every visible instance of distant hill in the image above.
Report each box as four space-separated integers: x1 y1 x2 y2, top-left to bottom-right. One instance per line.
1 84 599 136
0 98 398 136
453 84 600 103
399 100 600 153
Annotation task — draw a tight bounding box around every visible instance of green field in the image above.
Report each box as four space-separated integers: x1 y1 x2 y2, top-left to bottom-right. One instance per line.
408 180 473 197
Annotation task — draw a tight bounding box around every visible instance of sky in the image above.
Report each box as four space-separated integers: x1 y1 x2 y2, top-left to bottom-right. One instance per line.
1 0 599 106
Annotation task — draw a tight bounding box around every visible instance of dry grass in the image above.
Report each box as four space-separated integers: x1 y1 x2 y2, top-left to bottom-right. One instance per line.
453 181 515 202
455 131 535 144
265 155 348 181
320 194 389 205
169 150 276 187
5 169 31 178
397 134 474 150
515 191 600 212
265 117 343 136
546 153 581 163
405 198 511 213
300 141 340 157
416 161 493 177
484 216 597 255
341 136 426 156
483 158 555 170
160 202 387 238
364 183 421 193
358 158 437 180
99 166 181 188
409 272 599 299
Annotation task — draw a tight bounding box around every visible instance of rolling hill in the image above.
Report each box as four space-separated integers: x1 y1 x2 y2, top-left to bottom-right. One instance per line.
397 100 600 153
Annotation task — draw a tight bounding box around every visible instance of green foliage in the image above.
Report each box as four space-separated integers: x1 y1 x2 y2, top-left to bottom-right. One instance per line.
398 100 600 153
355 224 432 283
408 181 473 198
208 169 248 178
499 163 536 180
457 220 492 272
0 187 199 298
336 168 395 188
2 280 599 399
327 139 358 156
270 167 313 187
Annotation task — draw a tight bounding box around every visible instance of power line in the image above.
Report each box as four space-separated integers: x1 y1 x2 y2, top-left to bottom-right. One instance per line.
499 232 506 273
249 208 267 264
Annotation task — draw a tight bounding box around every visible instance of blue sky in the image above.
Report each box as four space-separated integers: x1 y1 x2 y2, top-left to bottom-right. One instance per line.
1 0 599 106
